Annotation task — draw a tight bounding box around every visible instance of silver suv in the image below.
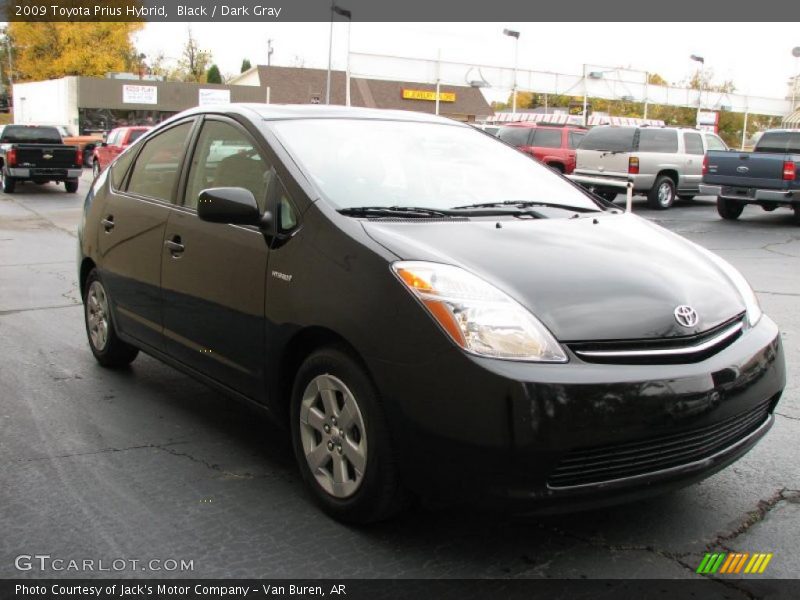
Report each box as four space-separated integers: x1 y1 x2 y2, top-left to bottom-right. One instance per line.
569 126 729 209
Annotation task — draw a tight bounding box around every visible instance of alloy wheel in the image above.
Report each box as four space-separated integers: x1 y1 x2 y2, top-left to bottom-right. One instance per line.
658 181 674 207
299 373 367 498
86 280 110 351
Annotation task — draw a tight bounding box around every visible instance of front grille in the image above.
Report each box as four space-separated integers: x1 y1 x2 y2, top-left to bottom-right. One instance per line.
568 313 746 365
547 399 772 488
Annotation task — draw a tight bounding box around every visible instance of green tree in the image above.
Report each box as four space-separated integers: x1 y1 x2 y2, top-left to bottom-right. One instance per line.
206 64 222 84
175 27 212 83
240 58 252 73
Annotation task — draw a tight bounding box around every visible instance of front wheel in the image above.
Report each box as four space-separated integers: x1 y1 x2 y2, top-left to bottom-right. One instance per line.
83 269 139 367
1 170 16 193
717 197 745 221
647 176 676 209
65 179 79 193
290 346 407 524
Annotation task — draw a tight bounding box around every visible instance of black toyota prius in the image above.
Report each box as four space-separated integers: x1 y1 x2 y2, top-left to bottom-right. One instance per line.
78 105 785 523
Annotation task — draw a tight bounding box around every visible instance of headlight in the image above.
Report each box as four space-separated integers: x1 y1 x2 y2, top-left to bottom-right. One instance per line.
702 251 762 328
392 261 567 362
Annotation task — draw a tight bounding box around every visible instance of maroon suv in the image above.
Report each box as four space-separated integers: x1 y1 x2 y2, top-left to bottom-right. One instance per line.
497 123 587 174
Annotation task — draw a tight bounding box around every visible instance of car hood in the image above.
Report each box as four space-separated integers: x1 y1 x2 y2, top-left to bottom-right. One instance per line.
362 213 745 342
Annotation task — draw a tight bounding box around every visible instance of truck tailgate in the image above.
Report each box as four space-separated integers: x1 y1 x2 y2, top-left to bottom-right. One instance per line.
14 145 77 169
704 151 787 189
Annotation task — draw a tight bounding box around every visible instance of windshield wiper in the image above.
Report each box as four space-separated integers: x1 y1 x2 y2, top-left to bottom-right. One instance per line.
450 201 598 213
338 206 452 218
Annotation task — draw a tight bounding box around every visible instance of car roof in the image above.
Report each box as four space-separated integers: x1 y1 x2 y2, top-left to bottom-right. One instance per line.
501 122 586 130
173 103 468 126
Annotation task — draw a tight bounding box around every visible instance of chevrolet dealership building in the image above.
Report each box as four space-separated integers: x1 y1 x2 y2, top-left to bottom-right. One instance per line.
12 66 493 135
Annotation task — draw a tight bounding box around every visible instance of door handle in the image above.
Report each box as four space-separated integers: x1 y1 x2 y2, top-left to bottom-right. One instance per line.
164 236 185 256
101 216 114 232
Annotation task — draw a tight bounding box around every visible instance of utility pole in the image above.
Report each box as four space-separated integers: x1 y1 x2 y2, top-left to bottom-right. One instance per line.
325 0 334 104
267 39 273 67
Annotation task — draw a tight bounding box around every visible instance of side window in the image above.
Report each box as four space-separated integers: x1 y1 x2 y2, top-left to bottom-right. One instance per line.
110 146 137 190
683 132 704 155
638 129 678 153
568 131 586 149
705 134 728 151
126 121 192 203
531 128 562 148
498 127 533 147
107 130 121 146
184 120 273 211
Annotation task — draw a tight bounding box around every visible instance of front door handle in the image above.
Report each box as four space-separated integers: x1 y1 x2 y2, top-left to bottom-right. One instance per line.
164 236 185 256
101 216 114 232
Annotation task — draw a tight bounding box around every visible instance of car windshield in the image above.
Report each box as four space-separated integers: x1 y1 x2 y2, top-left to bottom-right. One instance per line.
271 119 600 211
0 126 62 144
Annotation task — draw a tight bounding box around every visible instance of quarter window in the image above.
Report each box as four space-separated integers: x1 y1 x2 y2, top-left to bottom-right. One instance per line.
568 131 586 149
531 129 562 148
638 129 678 153
126 122 192 203
184 120 274 211
683 132 704 155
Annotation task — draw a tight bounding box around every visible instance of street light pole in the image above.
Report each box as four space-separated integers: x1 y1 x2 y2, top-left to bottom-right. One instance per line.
325 0 334 104
333 5 352 106
690 54 705 127
791 47 800 112
503 29 520 115
582 64 588 127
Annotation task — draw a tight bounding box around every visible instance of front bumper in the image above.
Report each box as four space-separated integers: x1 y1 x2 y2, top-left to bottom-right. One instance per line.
700 183 800 204
370 316 784 509
7 167 82 179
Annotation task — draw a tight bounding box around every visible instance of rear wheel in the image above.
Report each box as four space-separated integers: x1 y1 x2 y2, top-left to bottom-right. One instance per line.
290 346 406 524
65 179 79 193
717 197 745 220
83 269 139 368
647 175 676 209
1 170 16 193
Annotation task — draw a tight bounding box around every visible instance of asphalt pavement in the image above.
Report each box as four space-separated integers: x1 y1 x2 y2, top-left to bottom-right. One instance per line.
1 173 798 590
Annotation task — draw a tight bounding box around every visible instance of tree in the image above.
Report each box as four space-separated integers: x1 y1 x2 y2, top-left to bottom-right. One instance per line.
8 22 143 82
240 58 252 73
206 64 222 84
175 27 212 83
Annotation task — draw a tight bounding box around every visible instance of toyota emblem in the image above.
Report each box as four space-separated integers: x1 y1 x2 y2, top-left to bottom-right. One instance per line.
674 305 699 328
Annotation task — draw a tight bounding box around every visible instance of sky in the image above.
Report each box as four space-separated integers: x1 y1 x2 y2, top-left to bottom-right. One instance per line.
133 22 800 102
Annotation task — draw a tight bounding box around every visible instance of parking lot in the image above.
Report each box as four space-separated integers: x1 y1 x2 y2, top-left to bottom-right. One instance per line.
1 171 798 586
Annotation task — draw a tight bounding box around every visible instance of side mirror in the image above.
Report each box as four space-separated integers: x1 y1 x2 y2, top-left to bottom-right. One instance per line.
197 187 274 233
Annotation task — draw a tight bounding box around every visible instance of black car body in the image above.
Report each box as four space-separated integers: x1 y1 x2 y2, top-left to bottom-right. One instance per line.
700 129 800 223
0 125 83 193
78 105 785 522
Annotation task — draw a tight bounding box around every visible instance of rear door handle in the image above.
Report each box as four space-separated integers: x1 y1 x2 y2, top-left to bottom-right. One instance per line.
101 216 114 232
164 236 185 256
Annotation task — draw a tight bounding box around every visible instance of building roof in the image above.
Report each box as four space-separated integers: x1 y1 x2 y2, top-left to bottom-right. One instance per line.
233 65 493 118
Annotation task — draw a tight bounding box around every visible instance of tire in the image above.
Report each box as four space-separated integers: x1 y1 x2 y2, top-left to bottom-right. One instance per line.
678 194 695 201
548 163 565 174
290 346 406 524
1 169 16 193
647 175 676 209
793 205 800 226
65 179 79 193
83 269 139 368
595 190 619 202
717 197 745 221
93 160 101 180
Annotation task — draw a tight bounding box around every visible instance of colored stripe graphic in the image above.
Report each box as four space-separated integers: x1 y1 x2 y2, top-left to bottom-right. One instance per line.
699 552 773 575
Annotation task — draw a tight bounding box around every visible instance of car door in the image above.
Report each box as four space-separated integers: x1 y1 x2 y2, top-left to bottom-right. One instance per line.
160 116 276 398
682 131 705 191
97 129 119 166
96 119 195 350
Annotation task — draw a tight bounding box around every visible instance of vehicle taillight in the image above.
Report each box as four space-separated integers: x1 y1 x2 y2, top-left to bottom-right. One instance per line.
75 147 83 167
783 161 796 181
6 148 16 168
702 155 709 175
628 156 639 175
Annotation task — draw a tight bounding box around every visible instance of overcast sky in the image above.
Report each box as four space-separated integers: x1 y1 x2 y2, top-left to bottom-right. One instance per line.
134 22 799 101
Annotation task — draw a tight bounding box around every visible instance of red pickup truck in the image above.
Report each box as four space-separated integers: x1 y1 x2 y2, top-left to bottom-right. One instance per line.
92 126 150 178
497 123 587 174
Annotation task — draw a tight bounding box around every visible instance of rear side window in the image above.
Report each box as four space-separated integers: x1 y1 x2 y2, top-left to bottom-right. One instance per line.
756 131 800 154
568 131 586 149
579 127 636 152
683 132 704 155
638 129 678 153
498 127 532 147
705 134 728 151
531 129 562 148
126 121 193 203
0 126 62 144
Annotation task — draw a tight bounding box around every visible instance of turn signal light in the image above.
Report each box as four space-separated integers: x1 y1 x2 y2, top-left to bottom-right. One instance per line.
783 161 796 181
628 156 639 174
6 148 16 168
702 155 709 175
76 148 84 167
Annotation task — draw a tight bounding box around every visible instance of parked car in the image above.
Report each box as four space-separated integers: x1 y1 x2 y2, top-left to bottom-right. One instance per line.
570 126 729 208
79 104 784 523
92 126 151 178
0 124 83 193
700 129 800 224
497 123 587 174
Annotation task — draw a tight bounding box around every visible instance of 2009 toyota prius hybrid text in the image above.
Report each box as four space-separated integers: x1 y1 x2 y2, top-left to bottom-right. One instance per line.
78 105 785 524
